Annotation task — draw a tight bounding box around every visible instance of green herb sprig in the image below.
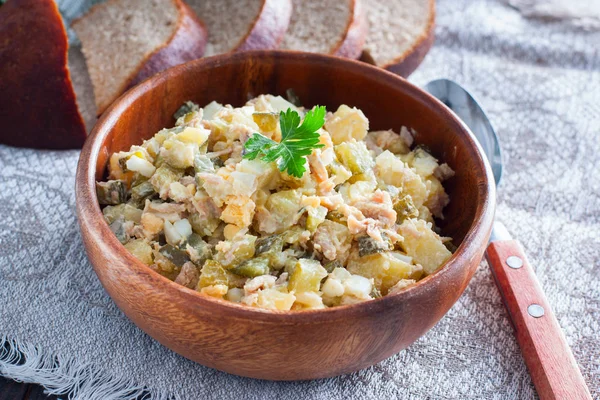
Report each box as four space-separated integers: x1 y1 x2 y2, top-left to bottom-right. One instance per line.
243 106 326 178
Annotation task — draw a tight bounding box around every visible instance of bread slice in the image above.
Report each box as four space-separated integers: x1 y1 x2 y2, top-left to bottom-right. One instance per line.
68 46 97 133
280 0 367 59
360 0 435 77
186 0 292 56
0 0 87 149
73 0 207 115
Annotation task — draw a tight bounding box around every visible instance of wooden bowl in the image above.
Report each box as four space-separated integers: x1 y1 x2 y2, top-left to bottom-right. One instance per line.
76 51 495 381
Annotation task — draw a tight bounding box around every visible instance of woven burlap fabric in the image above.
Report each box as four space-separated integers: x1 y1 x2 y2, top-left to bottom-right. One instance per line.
1 0 598 398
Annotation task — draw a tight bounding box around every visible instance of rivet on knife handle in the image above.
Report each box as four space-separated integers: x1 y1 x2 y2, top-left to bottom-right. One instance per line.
486 240 592 400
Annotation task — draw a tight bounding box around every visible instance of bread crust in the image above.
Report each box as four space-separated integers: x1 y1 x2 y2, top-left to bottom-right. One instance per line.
0 0 87 149
332 0 368 59
235 0 293 52
74 0 207 115
360 0 435 77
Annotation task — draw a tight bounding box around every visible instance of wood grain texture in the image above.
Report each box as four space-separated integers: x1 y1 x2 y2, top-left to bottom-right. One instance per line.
75 51 495 380
486 240 592 400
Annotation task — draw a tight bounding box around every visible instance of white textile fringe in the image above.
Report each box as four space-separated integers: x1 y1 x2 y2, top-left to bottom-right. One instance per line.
0 336 170 400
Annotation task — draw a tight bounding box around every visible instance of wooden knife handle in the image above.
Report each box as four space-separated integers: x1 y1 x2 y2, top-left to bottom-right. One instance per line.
486 240 592 400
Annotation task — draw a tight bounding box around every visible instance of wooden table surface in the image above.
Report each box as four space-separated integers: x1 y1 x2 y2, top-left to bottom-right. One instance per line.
0 377 58 400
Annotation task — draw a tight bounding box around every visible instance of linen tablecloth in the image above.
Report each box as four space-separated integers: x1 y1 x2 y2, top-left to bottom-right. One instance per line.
1 0 598 398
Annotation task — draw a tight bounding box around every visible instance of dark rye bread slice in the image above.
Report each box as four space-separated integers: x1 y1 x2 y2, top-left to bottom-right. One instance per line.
0 0 87 149
187 0 292 56
73 0 207 115
281 0 367 59
360 0 435 77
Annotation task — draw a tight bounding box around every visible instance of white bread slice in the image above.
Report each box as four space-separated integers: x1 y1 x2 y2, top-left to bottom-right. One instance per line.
360 0 435 76
73 0 207 115
280 0 367 59
187 0 293 56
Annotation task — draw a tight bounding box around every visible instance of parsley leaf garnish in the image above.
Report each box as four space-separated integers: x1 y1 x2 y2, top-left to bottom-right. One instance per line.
243 106 326 178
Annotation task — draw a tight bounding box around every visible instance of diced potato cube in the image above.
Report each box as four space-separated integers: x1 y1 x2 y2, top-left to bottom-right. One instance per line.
160 138 196 169
375 151 428 208
175 127 210 146
397 219 452 275
294 292 325 309
288 259 328 293
200 284 228 298
410 147 439 177
236 159 279 190
325 105 369 145
126 155 156 177
225 288 244 302
347 252 414 294
343 275 373 300
256 288 296 310
322 276 345 297
221 196 255 227
124 239 153 265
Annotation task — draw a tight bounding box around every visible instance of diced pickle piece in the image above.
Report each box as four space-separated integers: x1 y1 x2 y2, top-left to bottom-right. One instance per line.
306 206 327 232
263 190 302 233
96 180 127 205
327 161 352 185
288 259 328 293
130 181 156 207
323 260 342 273
252 112 279 132
393 194 419 223
124 239 153 265
103 203 143 224
357 234 392 257
150 164 184 199
216 235 257 267
159 244 191 267
185 233 212 266
285 88 302 107
231 255 270 278
397 219 452 275
194 153 214 171
334 140 374 175
173 101 200 120
347 252 414 295
198 260 229 289
109 218 128 244
255 234 284 255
